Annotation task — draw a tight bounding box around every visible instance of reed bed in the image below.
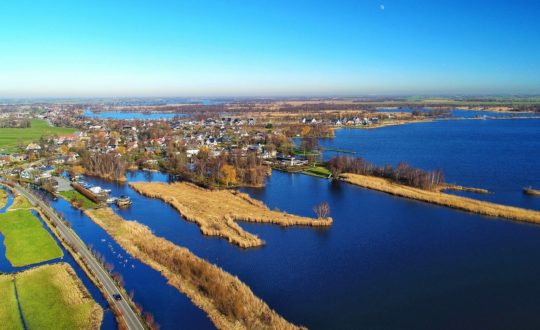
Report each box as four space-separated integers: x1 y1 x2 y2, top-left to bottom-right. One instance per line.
342 174 540 223
129 182 332 248
85 207 303 330
441 184 490 194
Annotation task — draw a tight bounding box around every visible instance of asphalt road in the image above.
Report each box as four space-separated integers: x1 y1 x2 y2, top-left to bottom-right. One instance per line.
13 184 145 330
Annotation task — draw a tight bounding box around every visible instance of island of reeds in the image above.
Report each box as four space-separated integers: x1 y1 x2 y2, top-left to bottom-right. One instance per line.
324 156 540 223
129 181 333 248
84 207 304 330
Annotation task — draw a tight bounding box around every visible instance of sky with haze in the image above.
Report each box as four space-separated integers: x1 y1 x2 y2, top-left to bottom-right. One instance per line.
1 0 539 97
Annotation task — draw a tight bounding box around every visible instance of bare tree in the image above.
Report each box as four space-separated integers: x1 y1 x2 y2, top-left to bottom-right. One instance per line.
314 201 330 219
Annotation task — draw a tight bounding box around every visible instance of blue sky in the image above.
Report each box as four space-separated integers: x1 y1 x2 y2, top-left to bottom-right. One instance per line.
1 0 539 97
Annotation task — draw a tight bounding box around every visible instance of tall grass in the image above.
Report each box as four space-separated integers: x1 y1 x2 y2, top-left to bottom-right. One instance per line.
342 173 540 223
130 181 332 248
85 207 303 330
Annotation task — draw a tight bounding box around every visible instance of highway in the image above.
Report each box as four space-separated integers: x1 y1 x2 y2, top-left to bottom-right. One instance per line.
13 184 145 330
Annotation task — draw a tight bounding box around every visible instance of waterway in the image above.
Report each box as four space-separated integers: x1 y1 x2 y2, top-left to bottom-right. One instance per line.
43 115 540 329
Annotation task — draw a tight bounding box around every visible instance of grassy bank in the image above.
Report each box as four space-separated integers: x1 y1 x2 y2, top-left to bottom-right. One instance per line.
85 207 303 330
0 119 76 151
130 181 332 248
0 276 23 330
59 190 98 209
341 173 540 223
8 195 33 210
0 209 63 267
303 166 332 178
0 263 103 330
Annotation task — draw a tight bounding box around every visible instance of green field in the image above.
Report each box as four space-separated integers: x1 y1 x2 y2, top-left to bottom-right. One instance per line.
59 190 97 209
8 195 33 210
1 263 102 330
303 166 332 178
0 119 76 152
0 209 63 267
0 276 24 330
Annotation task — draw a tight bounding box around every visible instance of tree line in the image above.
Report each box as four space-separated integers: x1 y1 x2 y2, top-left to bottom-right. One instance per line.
163 144 269 188
79 151 127 181
327 156 445 190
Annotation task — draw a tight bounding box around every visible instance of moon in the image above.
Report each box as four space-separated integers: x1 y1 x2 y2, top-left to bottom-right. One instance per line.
380 4 385 10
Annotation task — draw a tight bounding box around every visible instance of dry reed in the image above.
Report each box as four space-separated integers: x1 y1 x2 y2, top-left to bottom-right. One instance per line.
342 173 540 223
85 207 304 330
129 182 332 248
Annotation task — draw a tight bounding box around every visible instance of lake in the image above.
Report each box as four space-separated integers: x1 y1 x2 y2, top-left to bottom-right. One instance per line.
45 116 540 329
320 118 540 210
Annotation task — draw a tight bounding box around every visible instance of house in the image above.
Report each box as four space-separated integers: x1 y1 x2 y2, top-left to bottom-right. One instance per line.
10 154 27 162
25 143 41 152
0 155 11 167
67 152 79 163
186 149 200 157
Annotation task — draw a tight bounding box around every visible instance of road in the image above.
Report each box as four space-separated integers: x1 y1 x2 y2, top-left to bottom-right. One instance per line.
13 184 145 330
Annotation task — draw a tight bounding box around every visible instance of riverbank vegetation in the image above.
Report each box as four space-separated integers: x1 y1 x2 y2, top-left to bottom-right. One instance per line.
523 187 540 196
0 189 7 209
328 156 445 190
0 209 63 267
129 181 332 248
164 146 270 188
85 207 303 330
59 190 98 209
341 173 540 224
79 150 127 182
2 263 103 330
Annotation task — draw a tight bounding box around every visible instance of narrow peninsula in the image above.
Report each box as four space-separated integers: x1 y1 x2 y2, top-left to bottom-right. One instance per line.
341 173 540 223
84 207 303 330
129 181 332 248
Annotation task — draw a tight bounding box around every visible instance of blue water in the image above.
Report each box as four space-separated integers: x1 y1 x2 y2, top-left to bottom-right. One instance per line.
46 192 214 330
68 158 540 330
376 107 540 119
41 117 540 329
0 188 117 329
320 118 540 210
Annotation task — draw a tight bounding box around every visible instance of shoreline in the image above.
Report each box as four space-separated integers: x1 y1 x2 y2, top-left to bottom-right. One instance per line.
85 207 303 330
341 173 540 224
130 181 332 248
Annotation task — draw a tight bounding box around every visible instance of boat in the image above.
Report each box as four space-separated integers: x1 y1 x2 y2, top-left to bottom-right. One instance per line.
116 195 132 207
106 197 118 204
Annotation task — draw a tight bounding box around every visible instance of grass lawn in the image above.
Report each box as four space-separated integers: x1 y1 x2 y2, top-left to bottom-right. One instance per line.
0 276 24 330
8 263 103 330
0 119 76 152
0 209 63 267
59 190 97 209
304 166 332 178
8 195 33 211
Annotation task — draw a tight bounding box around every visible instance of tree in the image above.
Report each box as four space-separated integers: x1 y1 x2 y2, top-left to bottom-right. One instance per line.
220 164 237 186
314 201 330 219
